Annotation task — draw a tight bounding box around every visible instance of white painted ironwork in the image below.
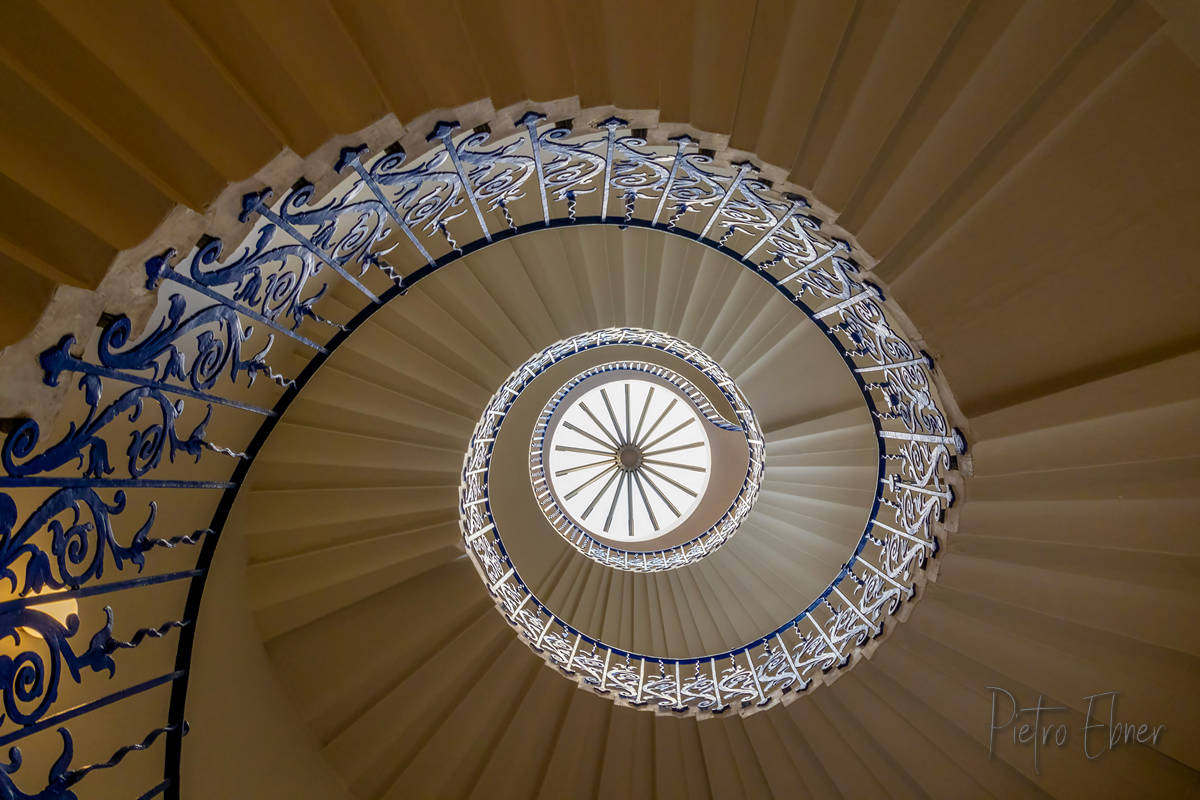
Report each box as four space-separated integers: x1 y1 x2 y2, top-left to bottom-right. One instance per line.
509 332 764 571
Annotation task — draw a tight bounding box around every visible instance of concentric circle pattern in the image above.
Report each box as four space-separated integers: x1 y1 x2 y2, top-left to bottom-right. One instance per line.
461 303 962 716
528 345 764 566
543 375 714 543
507 330 764 570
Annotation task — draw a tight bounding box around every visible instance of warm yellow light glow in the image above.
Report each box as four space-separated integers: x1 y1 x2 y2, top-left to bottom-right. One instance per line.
10 588 80 641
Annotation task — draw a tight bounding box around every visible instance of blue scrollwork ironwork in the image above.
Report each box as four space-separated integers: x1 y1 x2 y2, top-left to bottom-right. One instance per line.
0 488 210 600
0 609 111 729
0 605 185 729
2 383 220 481
0 722 186 800
145 233 332 339
92 303 273 394
0 490 147 595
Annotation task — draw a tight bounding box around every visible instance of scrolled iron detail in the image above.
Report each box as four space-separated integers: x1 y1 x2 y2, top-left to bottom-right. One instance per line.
1 382 225 481
0 605 180 729
87 296 273 393
0 490 212 596
0 722 187 800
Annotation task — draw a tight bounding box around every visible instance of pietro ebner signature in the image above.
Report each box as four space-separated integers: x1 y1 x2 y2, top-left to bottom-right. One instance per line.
987 688 1165 774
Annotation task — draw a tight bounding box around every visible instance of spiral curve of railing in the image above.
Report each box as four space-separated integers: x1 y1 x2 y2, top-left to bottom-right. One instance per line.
0 105 965 796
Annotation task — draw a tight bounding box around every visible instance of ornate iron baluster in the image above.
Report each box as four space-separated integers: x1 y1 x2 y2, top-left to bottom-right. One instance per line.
651 136 694 226
336 145 436 270
519 112 552 226
240 189 382 303
427 122 493 243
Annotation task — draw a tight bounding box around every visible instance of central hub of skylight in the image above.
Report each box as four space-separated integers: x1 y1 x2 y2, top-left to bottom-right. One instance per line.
545 377 712 542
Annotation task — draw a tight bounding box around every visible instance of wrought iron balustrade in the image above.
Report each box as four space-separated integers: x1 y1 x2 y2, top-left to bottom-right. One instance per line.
0 107 963 794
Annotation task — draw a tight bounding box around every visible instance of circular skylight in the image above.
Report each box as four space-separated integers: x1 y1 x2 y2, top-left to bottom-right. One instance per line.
545 378 711 542
511 329 764 571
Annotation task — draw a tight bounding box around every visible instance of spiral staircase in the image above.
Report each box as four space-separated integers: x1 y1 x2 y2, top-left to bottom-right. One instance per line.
0 1 1198 798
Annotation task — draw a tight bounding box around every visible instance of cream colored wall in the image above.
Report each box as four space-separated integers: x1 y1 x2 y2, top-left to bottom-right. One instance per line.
183 509 353 800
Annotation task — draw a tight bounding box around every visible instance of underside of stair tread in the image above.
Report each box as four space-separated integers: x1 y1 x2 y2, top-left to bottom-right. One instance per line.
217 210 1196 794
199 222 1199 800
